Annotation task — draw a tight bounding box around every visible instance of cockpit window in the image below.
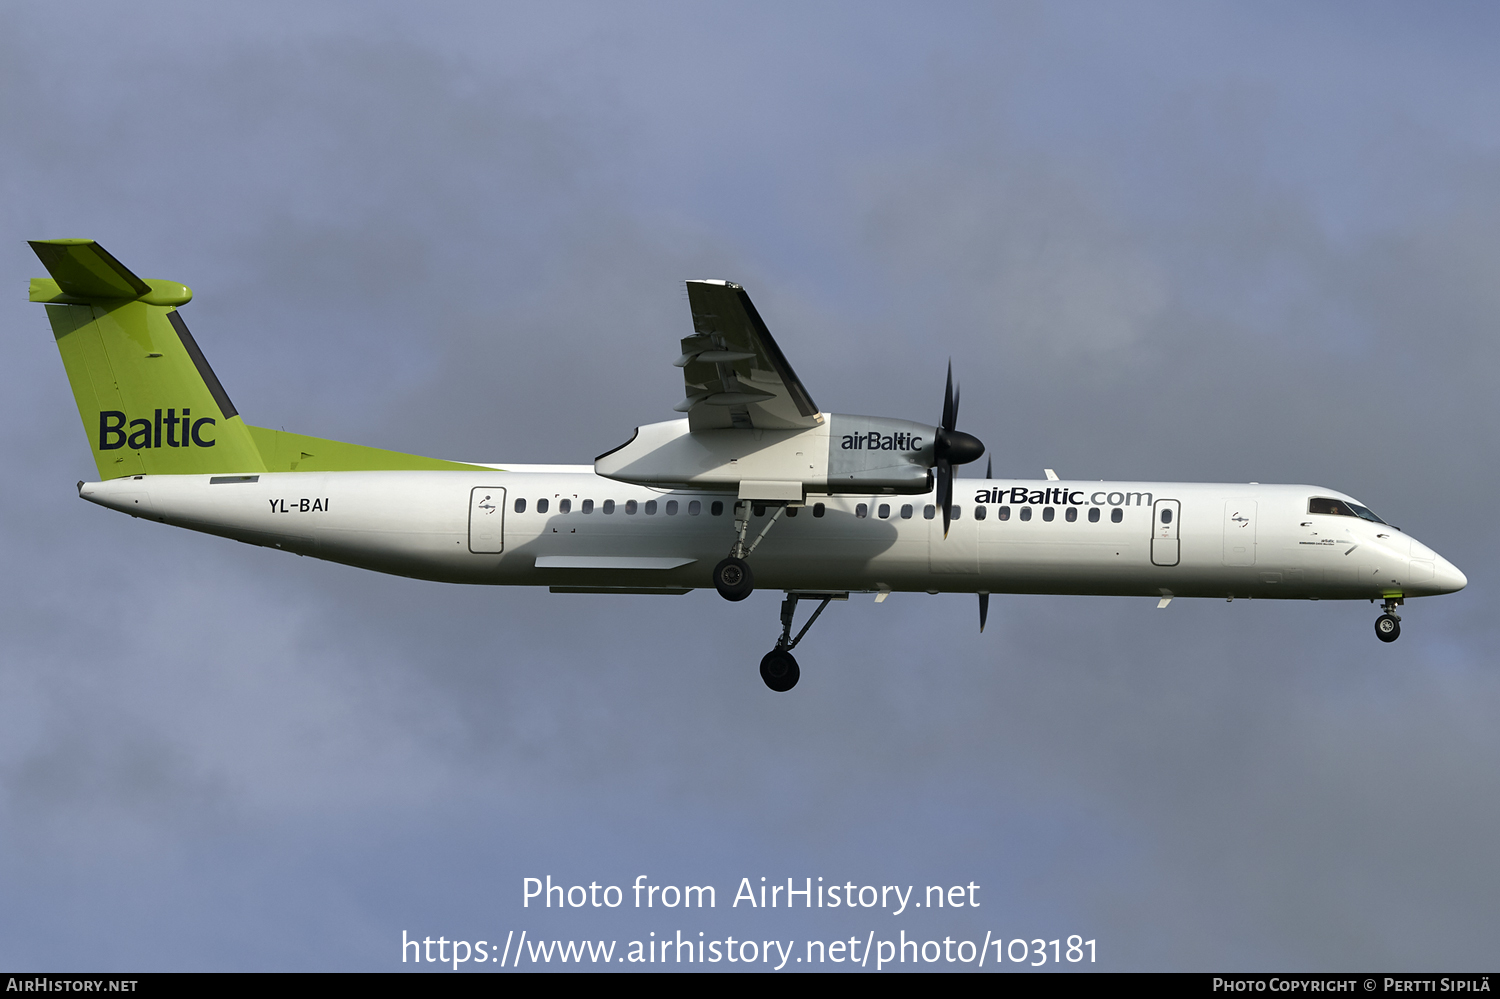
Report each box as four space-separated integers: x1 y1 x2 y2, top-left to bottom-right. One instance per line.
1309 497 1355 517
1308 497 1386 524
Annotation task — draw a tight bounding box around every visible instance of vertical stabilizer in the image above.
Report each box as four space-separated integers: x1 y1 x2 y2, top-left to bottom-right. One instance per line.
30 239 266 479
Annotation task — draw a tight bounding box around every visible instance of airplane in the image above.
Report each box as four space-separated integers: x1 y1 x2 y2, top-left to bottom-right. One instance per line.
28 239 1467 691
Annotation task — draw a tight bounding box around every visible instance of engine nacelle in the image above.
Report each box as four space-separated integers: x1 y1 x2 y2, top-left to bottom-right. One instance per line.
595 415 935 500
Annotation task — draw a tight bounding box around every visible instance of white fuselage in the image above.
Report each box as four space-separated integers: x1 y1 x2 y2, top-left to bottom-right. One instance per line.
79 467 1466 601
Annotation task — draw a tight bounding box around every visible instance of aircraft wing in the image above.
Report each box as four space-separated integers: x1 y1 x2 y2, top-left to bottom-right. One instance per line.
675 280 821 431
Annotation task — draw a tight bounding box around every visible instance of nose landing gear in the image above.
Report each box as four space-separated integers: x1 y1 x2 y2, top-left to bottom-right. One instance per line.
1375 597 1402 643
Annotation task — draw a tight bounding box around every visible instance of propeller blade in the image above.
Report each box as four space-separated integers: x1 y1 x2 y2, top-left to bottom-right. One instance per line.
979 592 989 633
941 361 956 431
937 458 952 537
985 456 992 479
934 360 984 539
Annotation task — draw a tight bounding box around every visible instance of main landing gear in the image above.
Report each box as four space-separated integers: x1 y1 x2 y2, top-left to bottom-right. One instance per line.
713 501 787 601
713 556 753 601
1375 597 1403 643
759 591 841 692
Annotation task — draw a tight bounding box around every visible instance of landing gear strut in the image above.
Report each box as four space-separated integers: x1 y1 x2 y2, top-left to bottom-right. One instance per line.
1375 597 1402 643
714 501 788 601
759 591 838 692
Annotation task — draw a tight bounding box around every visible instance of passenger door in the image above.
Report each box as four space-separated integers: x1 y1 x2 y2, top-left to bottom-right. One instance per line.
468 486 507 554
1151 498 1180 567
1222 499 1257 566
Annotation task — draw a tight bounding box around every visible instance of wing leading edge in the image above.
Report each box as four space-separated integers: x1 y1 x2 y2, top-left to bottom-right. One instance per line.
676 280 821 431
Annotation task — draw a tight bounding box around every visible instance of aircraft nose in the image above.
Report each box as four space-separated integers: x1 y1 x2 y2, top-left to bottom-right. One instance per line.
1434 556 1468 594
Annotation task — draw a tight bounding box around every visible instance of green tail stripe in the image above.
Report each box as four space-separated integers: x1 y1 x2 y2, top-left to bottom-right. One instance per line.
245 426 488 473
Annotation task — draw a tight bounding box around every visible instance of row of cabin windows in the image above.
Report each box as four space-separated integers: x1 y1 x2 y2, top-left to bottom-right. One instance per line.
511 498 842 517
853 503 1125 524
512 498 724 516
511 497 1126 523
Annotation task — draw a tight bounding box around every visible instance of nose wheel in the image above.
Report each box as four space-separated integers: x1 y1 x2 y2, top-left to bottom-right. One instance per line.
1375 598 1402 643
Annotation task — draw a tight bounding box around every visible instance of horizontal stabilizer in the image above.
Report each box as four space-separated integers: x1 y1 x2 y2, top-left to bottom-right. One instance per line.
29 239 192 306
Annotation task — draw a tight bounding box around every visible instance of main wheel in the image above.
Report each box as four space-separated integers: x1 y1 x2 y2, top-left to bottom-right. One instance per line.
759 649 800 691
713 557 754 601
1375 614 1401 643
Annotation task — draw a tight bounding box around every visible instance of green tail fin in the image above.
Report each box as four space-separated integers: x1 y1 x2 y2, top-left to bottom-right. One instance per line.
31 239 266 479
32 239 490 479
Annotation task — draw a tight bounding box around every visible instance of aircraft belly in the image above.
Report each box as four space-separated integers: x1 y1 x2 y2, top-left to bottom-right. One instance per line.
753 538 929 590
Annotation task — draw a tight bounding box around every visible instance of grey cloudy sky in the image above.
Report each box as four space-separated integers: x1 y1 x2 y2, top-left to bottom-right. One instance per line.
2 0 1498 971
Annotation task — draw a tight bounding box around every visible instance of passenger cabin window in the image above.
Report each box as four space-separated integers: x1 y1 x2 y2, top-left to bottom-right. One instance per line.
1020 507 1032 521
856 503 868 519
1065 507 1077 522
1042 507 1055 522
602 499 615 514
753 503 767 517
537 498 549 514
1111 508 1123 523
950 506 961 520
785 505 798 518
878 503 890 519
688 500 701 515
582 499 594 514
514 498 526 513
1087 507 1099 523
558 499 570 513
1160 508 1171 524
625 499 637 514
974 505 987 521
644 500 657 515
665 500 678 515
998 506 1011 521
923 505 935 520
901 504 913 519
814 503 826 518
711 501 724 516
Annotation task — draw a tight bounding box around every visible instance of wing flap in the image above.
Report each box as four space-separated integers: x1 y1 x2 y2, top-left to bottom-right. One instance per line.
680 280 820 431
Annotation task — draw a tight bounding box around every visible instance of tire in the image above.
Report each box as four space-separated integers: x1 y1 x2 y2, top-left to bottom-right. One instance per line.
713 557 754 601
1375 614 1401 643
759 650 800 692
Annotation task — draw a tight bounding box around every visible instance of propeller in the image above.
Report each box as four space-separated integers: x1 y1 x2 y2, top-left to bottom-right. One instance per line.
934 361 986 537
979 592 989 633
